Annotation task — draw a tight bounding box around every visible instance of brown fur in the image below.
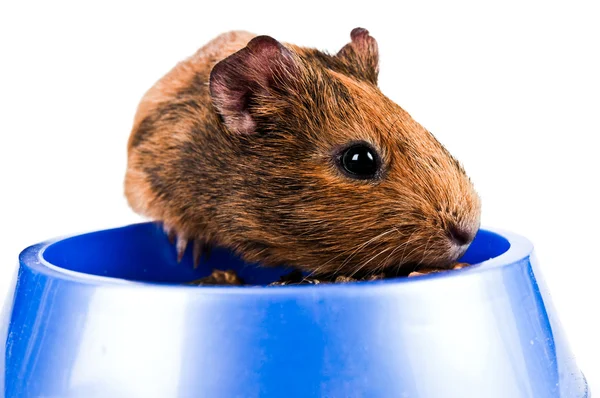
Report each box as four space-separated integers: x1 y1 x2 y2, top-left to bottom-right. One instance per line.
124 28 481 277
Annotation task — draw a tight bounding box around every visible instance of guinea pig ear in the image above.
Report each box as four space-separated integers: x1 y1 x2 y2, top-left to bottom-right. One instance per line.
209 36 299 134
336 28 379 85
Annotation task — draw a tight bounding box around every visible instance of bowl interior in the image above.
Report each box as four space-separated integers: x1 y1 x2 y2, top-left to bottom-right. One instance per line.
41 223 510 285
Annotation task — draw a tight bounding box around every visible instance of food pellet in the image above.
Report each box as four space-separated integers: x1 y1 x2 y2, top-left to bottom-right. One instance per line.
187 262 470 286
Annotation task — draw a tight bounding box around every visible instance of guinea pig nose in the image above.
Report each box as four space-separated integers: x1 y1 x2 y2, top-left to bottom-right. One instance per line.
448 224 475 246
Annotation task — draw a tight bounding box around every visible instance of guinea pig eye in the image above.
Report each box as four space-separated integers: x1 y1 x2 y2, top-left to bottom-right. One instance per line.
338 143 381 179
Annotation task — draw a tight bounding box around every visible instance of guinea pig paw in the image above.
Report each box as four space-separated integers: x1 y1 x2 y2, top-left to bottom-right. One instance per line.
192 240 212 269
161 223 212 267
162 223 176 244
176 235 189 263
162 223 191 264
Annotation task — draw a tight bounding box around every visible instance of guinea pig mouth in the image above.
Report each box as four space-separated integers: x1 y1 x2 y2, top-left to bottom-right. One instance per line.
431 244 469 268
451 243 470 261
357 236 472 278
392 246 467 274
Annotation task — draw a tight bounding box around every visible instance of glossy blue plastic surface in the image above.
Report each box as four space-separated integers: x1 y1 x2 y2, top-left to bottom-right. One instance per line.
1 223 589 398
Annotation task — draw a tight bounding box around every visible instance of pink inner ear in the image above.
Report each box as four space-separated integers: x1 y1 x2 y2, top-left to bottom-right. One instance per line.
339 27 378 58
350 28 373 45
209 35 297 135
231 111 256 135
336 27 379 82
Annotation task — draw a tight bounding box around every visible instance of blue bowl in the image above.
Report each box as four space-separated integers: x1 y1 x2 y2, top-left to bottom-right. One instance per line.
1 223 589 398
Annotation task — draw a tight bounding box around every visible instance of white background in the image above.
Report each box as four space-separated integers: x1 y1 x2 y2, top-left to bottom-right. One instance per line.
1 0 598 390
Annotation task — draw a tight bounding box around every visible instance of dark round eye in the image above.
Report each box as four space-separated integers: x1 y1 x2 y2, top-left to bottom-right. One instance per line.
339 143 380 179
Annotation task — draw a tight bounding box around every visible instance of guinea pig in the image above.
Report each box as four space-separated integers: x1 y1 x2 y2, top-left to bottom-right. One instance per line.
124 28 481 278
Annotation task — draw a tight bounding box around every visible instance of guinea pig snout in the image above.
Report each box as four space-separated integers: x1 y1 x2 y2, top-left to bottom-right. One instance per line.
447 223 477 246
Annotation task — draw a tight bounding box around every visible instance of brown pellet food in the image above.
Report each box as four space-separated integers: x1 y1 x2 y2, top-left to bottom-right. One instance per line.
267 270 326 286
187 269 245 286
407 262 470 277
188 262 470 286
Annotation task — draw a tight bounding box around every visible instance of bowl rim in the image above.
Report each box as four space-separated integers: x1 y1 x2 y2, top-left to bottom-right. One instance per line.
19 222 534 294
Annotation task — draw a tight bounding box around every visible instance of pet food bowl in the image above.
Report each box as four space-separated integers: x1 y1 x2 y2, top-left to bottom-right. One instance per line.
1 222 589 398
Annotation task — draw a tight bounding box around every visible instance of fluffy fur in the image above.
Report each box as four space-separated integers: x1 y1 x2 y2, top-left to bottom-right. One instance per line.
124 28 481 277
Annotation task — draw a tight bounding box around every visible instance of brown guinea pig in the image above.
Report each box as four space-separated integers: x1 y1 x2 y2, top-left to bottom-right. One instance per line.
124 28 481 277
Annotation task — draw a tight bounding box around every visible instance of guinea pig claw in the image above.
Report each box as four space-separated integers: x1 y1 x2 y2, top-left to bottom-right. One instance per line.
193 240 203 268
176 236 188 263
192 241 213 268
163 224 176 244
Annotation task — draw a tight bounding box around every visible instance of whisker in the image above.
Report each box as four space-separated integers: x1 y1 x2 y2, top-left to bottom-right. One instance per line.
397 230 420 265
419 235 434 266
333 227 398 274
350 246 395 278
374 240 405 274
400 240 430 267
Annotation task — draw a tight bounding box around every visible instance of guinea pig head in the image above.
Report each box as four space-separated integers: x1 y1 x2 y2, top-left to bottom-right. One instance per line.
209 29 481 276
